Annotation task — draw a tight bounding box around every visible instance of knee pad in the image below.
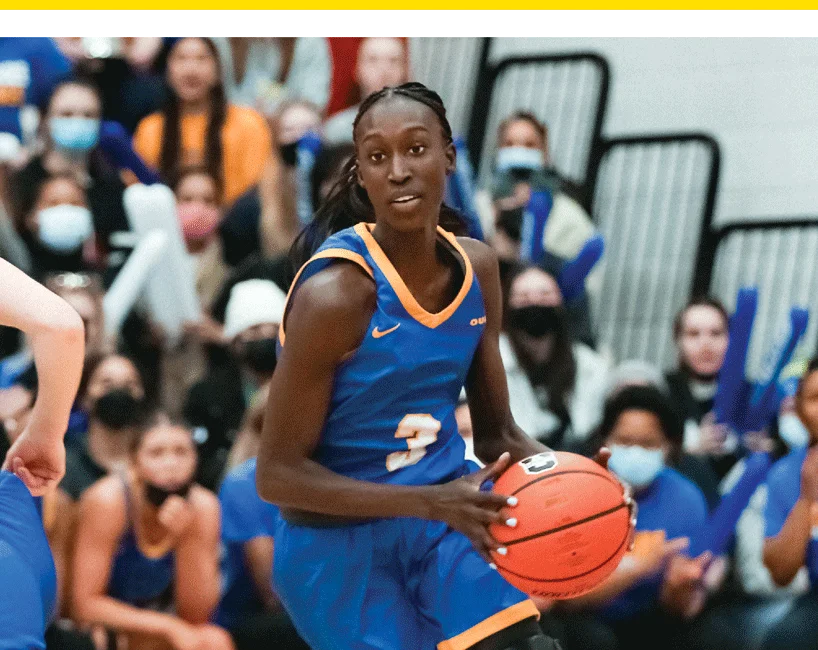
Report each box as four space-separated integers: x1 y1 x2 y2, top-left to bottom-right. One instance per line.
503 633 563 650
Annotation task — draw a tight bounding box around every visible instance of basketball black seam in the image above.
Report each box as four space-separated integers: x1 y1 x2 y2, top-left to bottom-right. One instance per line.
504 503 628 547
493 517 631 584
510 469 619 496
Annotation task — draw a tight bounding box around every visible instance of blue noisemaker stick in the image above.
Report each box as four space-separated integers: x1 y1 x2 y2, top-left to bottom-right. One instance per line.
743 307 810 433
446 137 484 241
99 121 161 185
689 452 772 557
519 190 553 265
296 132 322 226
713 287 758 429
558 234 604 303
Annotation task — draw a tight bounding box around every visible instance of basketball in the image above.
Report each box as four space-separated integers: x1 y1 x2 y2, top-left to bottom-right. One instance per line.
489 451 631 600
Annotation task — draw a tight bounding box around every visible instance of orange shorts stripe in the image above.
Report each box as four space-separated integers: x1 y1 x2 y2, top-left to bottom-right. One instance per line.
437 600 541 650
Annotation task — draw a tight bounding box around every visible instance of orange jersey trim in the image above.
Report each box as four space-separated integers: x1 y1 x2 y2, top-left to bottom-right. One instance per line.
354 223 474 329
278 248 374 346
438 600 541 650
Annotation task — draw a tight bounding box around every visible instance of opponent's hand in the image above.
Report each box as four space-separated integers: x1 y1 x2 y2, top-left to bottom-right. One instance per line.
428 452 516 563
1 427 65 495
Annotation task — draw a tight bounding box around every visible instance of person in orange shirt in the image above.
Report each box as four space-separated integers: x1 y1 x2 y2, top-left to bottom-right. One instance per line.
133 38 272 206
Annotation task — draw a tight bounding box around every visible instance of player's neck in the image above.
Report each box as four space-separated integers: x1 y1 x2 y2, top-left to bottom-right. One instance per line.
372 221 439 286
87 421 133 470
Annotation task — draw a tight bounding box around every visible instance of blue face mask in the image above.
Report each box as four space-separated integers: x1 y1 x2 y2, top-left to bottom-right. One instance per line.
496 146 545 174
779 413 810 450
608 444 665 489
49 117 100 152
37 204 93 253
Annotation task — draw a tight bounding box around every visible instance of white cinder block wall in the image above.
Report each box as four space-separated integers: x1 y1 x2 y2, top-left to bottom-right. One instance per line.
489 38 818 226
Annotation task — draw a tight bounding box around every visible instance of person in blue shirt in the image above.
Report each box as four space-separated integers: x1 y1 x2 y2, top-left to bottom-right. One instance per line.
0 258 85 650
217 384 307 650
0 37 70 141
559 386 711 650
258 82 631 650
762 358 818 650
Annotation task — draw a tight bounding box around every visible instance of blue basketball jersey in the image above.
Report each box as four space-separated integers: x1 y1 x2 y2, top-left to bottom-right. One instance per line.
280 223 485 486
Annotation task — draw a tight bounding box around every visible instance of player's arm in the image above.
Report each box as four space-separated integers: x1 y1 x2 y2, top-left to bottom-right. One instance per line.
0 259 85 442
256 263 510 523
72 478 192 641
174 487 223 624
459 239 550 465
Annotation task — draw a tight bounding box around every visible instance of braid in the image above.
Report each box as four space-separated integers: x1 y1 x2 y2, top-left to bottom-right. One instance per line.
289 82 467 270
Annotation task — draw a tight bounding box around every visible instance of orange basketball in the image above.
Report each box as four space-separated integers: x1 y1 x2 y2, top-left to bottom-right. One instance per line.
489 451 631 600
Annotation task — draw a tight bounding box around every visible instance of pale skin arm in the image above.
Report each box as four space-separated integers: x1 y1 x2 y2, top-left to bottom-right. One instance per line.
0 258 85 493
173 487 223 624
244 537 280 610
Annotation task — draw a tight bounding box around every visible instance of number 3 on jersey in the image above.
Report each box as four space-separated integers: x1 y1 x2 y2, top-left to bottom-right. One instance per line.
386 414 441 471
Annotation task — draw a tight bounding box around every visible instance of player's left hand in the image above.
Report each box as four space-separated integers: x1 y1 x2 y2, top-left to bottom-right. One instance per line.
594 446 638 549
1 427 66 496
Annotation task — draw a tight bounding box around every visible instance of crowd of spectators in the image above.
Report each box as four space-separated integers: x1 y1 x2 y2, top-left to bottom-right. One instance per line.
0 36 815 650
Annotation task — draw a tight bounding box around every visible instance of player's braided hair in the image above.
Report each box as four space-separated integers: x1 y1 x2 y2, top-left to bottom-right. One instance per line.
290 82 465 270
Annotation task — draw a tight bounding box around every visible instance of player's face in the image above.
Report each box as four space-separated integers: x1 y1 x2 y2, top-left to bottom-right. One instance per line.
677 305 728 378
168 38 218 105
606 409 669 457
356 38 408 98
135 423 197 490
796 371 818 441
355 96 455 232
85 356 145 409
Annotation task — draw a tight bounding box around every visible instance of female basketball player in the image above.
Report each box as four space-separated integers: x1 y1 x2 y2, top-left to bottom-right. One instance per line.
72 415 233 650
0 258 85 649
258 83 630 650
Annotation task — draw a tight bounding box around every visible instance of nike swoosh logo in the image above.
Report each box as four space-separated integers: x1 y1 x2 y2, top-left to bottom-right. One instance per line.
372 324 400 339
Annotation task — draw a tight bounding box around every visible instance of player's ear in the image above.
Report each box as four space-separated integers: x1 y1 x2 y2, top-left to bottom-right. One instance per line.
354 159 365 189
444 140 456 176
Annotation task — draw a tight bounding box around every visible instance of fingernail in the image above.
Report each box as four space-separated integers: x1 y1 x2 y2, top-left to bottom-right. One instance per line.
489 563 497 570
497 547 508 556
506 518 518 528
507 496 518 507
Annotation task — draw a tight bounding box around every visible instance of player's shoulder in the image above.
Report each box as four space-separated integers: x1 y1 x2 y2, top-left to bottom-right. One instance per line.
291 259 376 324
456 236 500 289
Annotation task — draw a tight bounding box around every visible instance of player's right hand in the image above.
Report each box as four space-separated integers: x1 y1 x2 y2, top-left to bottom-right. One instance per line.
1 427 65 496
800 447 818 503
428 451 515 563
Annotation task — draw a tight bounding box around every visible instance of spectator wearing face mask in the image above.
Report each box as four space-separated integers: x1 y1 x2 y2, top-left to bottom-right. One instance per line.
213 38 331 116
323 37 410 145
60 352 147 500
134 37 272 207
605 359 721 510
761 359 818 650
559 386 713 650
184 279 285 490
476 111 598 300
72 415 233 650
666 297 741 477
14 174 95 280
9 79 128 253
501 264 609 450
217 384 309 650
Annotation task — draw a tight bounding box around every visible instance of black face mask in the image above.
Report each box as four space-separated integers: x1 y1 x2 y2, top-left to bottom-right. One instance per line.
497 206 524 242
280 142 298 167
240 338 278 374
92 389 143 430
144 481 192 508
508 305 563 338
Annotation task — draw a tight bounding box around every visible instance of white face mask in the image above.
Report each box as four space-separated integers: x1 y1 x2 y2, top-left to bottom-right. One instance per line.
37 204 93 253
779 413 810 450
608 444 666 489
